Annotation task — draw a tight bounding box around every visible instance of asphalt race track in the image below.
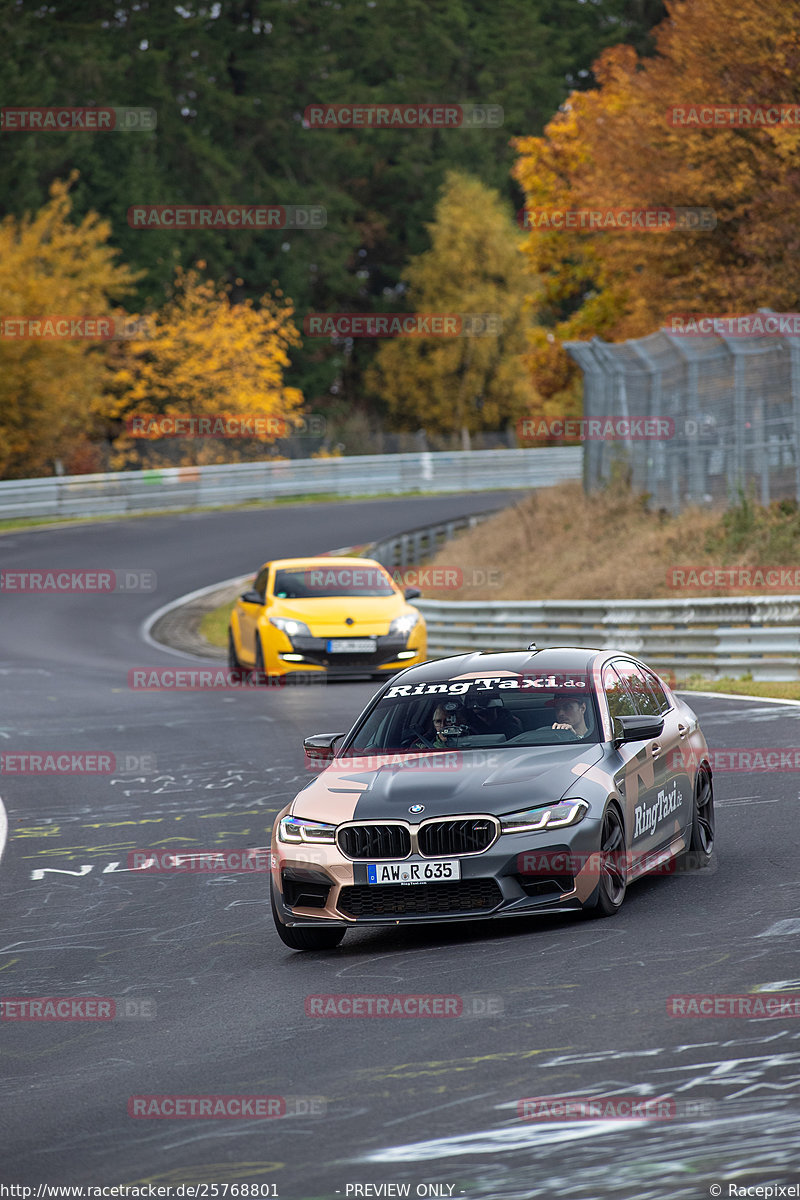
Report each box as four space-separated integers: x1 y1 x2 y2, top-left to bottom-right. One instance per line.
2 493 800 1197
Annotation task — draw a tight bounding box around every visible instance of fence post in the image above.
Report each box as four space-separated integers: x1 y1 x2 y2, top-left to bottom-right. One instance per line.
564 339 608 493
630 341 662 506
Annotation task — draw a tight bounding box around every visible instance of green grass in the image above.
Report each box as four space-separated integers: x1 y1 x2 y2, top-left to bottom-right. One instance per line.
200 602 238 649
679 675 800 701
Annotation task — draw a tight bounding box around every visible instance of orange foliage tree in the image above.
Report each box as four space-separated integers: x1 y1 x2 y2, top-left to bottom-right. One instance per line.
512 0 800 415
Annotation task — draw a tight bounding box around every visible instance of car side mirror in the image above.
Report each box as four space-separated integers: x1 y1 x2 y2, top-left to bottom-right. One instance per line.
404 586 421 600
303 733 345 768
615 715 665 743
240 589 264 605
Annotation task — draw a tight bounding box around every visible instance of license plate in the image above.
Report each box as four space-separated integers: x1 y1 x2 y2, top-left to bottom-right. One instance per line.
367 859 461 885
327 638 377 653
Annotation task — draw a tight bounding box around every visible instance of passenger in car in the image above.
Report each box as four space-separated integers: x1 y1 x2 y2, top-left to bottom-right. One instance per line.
413 702 471 749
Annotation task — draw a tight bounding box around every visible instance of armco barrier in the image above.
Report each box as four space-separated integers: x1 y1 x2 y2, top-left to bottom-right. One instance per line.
413 596 800 681
368 512 494 570
0 449 582 521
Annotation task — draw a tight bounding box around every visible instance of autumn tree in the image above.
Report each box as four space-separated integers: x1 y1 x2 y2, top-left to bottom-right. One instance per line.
0 176 138 478
366 173 537 442
0 0 666 412
105 267 304 468
512 0 800 411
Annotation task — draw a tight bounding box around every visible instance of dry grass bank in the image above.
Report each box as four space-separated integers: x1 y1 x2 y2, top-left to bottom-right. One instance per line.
423 482 800 601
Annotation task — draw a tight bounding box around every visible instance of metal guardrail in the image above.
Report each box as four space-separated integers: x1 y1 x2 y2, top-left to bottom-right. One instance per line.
413 596 800 681
368 511 495 570
0 449 582 521
141 499 799 682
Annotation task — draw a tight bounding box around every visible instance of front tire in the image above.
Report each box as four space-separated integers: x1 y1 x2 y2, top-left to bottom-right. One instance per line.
584 803 627 917
271 883 346 951
227 627 242 672
254 636 270 685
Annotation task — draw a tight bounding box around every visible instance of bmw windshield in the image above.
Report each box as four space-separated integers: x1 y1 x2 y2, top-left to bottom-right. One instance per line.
343 672 602 754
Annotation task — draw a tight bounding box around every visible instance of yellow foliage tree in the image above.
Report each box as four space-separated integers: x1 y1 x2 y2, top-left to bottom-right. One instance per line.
106 267 305 468
0 175 139 478
366 172 537 443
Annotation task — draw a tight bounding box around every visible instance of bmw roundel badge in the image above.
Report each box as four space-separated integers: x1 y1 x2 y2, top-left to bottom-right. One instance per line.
408 804 425 814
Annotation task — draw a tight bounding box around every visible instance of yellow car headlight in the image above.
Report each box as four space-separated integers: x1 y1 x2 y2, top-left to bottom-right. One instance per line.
270 616 312 638
389 613 419 637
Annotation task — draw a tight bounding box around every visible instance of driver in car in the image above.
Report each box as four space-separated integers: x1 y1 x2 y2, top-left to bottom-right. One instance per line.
551 696 592 738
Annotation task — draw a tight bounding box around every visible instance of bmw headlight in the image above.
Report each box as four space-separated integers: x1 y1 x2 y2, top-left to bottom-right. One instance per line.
278 816 337 844
500 799 589 833
389 613 418 637
270 616 311 638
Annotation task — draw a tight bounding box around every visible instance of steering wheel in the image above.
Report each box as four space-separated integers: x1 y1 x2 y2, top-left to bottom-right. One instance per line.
401 726 435 749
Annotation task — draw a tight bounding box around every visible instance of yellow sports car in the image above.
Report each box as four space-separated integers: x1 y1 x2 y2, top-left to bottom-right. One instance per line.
227 556 427 681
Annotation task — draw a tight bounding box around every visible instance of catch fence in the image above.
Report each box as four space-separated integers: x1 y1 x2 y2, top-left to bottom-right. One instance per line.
565 312 800 511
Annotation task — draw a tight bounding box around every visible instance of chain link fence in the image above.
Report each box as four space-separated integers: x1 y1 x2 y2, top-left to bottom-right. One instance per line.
565 311 800 511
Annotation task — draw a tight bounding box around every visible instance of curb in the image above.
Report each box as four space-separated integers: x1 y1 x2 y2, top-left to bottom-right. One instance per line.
141 575 252 662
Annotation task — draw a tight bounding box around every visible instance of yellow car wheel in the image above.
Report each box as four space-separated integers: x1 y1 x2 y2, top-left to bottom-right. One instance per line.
227 627 243 672
254 635 270 683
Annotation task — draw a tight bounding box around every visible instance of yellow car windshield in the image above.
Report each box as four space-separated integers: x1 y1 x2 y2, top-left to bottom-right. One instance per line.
273 566 395 599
